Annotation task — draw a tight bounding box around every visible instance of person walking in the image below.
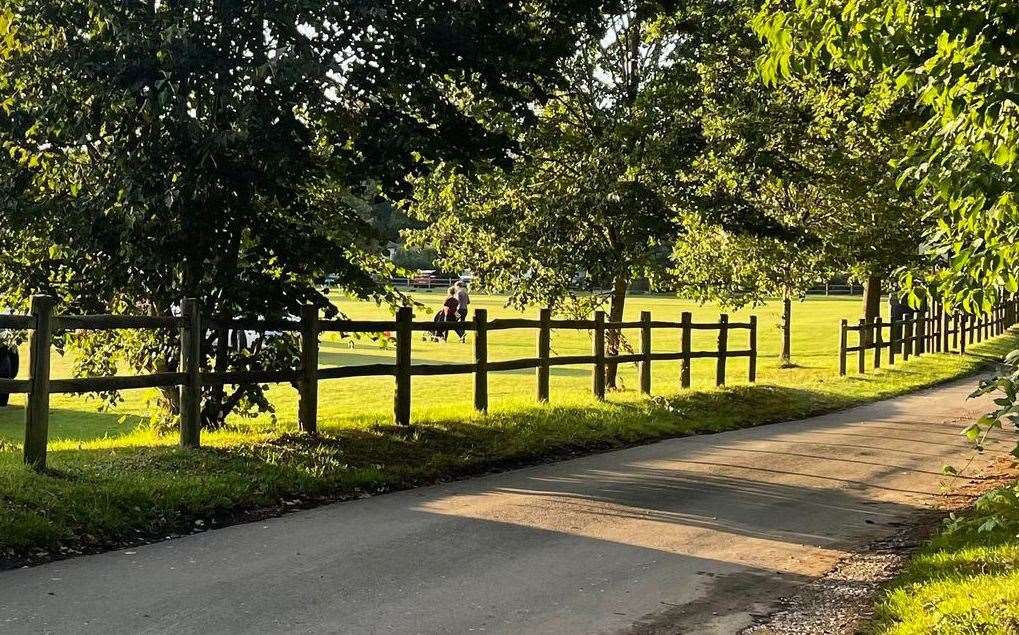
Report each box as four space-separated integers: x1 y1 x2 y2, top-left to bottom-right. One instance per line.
454 281 470 342
439 286 460 342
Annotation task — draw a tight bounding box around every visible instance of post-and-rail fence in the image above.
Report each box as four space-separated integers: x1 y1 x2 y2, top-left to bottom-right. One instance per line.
839 299 1019 376
0 296 758 470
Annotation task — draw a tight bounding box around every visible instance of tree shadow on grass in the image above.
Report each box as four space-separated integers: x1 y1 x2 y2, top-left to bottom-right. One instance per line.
0 405 145 444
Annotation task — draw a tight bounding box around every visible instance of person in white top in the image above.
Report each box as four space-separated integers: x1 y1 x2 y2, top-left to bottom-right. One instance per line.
454 281 470 342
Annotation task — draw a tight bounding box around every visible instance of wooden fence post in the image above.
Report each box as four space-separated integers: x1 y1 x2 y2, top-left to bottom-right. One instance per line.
474 308 489 413
394 306 412 426
592 310 605 400
941 310 950 352
959 314 967 354
716 314 728 386
888 315 897 365
908 315 917 360
858 318 867 374
536 308 551 403
936 308 943 349
873 317 883 369
915 308 926 356
639 310 652 395
839 319 848 376
24 295 54 470
298 303 319 433
680 311 692 389
748 315 758 383
179 298 202 449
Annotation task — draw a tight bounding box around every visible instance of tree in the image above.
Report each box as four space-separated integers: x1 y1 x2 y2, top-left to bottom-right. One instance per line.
673 220 831 366
410 0 766 388
755 0 1019 529
671 0 919 364
0 0 611 426
754 0 1018 310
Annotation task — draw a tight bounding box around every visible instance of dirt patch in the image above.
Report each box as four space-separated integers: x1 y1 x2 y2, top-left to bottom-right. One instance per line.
742 456 1018 635
625 570 807 635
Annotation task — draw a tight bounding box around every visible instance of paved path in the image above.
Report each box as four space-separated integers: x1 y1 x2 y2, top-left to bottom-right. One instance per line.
2 378 1012 634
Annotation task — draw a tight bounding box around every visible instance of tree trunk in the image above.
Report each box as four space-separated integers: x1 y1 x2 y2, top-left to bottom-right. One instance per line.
861 275 882 348
155 357 181 415
203 327 230 428
780 293 793 367
889 292 905 354
605 275 628 389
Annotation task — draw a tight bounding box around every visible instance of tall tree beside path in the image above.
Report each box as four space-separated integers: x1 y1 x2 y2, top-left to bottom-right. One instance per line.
754 0 1019 511
410 0 779 389
0 0 611 426
754 0 1017 310
672 0 919 365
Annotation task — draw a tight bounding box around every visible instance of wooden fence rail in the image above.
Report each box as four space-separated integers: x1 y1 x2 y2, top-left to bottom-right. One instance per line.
839 299 1019 376
0 296 757 470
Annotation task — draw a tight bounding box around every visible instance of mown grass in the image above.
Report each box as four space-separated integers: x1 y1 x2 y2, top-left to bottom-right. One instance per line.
0 293 1016 565
873 484 1019 634
1 293 881 444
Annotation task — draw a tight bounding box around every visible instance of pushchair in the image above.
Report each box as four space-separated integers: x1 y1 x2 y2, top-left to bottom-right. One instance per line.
423 310 454 342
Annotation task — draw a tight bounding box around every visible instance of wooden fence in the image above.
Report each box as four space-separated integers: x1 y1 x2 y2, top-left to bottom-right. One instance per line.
839 299 1019 375
0 296 757 470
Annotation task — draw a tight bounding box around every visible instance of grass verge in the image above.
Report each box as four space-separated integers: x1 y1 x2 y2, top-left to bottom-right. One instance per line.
1 333 1017 568
873 479 1019 634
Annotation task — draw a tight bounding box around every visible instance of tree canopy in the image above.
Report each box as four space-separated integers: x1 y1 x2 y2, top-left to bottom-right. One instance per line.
754 0 1018 309
0 0 613 424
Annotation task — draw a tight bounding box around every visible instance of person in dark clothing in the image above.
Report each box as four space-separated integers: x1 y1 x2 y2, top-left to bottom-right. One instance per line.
439 287 460 342
0 345 19 407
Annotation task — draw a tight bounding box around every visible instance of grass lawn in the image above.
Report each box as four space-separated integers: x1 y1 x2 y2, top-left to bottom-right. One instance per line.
2 293 891 443
873 483 1019 634
0 293 1016 564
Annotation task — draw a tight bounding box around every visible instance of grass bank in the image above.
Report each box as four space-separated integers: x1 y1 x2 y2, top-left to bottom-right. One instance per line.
1 332 1016 567
873 479 1019 634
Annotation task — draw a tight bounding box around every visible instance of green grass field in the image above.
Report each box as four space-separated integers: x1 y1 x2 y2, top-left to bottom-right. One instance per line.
1 292 886 445
1 292 1016 565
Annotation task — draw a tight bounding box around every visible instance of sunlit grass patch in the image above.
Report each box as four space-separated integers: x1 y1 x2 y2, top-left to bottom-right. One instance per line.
874 501 1019 634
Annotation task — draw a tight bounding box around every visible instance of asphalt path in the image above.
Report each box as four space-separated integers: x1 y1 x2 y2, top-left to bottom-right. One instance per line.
1 377 1009 634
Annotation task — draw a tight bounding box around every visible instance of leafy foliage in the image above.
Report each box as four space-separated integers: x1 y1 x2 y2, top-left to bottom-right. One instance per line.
0 0 611 425
754 0 1019 525
409 1 704 312
754 0 1019 311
